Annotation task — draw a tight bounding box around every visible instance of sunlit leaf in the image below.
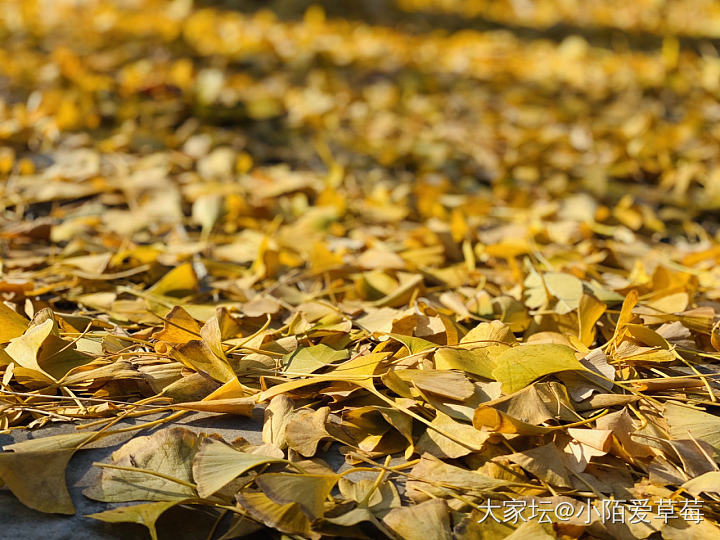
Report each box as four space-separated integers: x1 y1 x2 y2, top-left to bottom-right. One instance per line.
0 303 29 343
236 491 317 539
284 344 348 375
492 344 585 393
386 333 436 355
434 347 496 379
87 500 185 540
255 473 338 519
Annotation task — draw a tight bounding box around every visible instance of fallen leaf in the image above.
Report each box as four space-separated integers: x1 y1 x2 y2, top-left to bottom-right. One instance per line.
255 473 338 519
262 395 294 450
665 402 720 453
492 343 585 393
192 437 287 498
434 347 496 379
236 490 317 539
0 302 29 343
151 306 202 344
85 427 200 502
382 499 453 540
681 471 720 496
0 432 96 514
87 500 186 540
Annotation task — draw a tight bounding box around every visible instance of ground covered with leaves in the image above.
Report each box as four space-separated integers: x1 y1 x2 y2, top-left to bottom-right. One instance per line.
3 1 720 539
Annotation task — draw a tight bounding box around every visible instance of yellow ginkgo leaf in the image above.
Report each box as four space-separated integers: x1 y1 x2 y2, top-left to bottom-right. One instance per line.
0 302 29 344
0 432 96 515
88 500 187 540
5 319 57 381
434 347 496 379
491 343 585 394
192 438 288 498
255 473 338 519
147 263 198 297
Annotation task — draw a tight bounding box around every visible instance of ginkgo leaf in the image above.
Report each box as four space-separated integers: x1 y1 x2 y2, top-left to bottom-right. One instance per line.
339 477 401 512
151 306 202 344
577 293 606 346
262 395 294 449
382 499 453 540
371 273 423 308
159 373 220 402
85 428 199 503
595 408 654 459
284 344 348 375
543 272 584 314
0 302 29 343
192 438 287 498
492 381 580 424
505 520 556 540
625 323 670 349
665 402 720 452
4 318 93 382
0 447 78 514
170 397 254 416
258 352 389 401
329 351 388 383
614 289 639 339
461 320 516 347
377 407 415 456
507 443 573 487
433 347 496 379
473 406 554 435
453 511 515 539
285 407 331 457
681 471 720 496
567 428 613 452
4 319 57 381
394 368 475 400
406 454 515 497
170 339 235 383
87 500 186 540
236 491 317 539
147 263 198 297
324 507 377 528
203 376 249 400
416 411 490 458
61 252 112 276
492 344 585 393
0 430 96 514
386 333 436 355
192 193 224 238
2 431 96 452
255 473 338 519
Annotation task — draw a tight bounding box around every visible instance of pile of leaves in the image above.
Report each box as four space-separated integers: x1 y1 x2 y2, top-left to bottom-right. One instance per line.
3 0 720 538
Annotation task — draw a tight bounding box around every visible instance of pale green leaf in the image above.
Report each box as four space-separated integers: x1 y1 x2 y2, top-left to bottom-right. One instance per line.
492 344 585 394
284 344 348 375
434 347 496 379
87 500 185 540
192 438 287 498
387 333 437 355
